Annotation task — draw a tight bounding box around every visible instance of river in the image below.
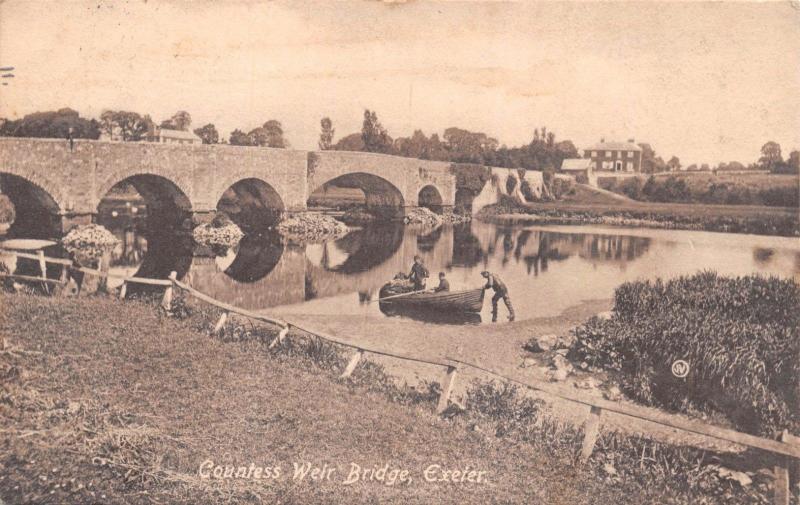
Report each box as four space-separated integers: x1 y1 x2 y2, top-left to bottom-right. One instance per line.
99 214 800 325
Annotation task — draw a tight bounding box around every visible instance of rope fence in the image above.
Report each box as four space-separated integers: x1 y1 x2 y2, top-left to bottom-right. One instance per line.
2 248 798 504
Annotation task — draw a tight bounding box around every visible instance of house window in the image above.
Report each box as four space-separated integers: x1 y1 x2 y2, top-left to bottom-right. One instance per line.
627 162 633 171
591 151 597 157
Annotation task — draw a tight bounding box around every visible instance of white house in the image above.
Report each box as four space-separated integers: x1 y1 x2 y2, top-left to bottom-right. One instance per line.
145 126 201 145
560 158 596 186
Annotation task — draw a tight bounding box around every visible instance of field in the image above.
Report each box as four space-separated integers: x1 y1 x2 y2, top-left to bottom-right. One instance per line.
596 172 799 207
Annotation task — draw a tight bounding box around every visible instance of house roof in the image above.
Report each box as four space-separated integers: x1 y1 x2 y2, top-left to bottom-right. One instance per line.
585 140 641 152
158 128 201 141
560 158 593 171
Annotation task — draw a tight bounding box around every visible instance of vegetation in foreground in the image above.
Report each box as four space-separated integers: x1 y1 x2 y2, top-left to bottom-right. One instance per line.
1 290 785 504
569 272 799 438
478 199 800 236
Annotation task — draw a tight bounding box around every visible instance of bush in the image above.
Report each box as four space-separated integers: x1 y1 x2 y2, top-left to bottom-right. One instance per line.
0 194 15 224
569 272 800 436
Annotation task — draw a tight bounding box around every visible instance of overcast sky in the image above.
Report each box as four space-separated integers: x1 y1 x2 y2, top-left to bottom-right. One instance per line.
1 0 798 165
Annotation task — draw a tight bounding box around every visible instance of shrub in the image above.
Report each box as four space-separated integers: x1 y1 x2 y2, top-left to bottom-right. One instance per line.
520 179 538 202
569 272 800 436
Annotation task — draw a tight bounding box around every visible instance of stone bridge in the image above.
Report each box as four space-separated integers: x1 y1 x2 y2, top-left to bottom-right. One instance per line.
0 138 461 235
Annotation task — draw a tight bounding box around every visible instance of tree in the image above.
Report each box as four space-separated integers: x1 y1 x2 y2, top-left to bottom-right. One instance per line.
638 143 667 173
228 121 287 148
361 109 393 153
443 127 498 164
229 128 251 146
99 110 153 141
332 133 365 151
319 117 334 150
193 123 219 144
160 110 192 131
0 108 101 139
245 120 287 148
759 141 782 170
667 156 681 172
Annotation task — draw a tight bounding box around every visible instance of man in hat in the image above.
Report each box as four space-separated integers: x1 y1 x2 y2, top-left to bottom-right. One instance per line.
408 255 429 291
481 271 515 322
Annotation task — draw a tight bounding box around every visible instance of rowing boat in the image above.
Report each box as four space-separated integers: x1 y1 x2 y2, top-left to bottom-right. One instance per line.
378 284 485 313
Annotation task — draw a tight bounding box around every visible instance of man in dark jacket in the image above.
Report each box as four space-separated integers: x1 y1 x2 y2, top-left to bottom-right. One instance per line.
481 271 515 322
408 255 429 290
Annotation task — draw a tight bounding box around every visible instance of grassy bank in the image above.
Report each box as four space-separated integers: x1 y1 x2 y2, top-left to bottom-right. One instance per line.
0 292 781 503
479 199 800 236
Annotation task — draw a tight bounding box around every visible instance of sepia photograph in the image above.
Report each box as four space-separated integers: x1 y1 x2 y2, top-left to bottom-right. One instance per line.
0 1 798 503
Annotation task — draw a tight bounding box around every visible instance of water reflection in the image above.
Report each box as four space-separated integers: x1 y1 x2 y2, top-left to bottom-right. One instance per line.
81 215 800 323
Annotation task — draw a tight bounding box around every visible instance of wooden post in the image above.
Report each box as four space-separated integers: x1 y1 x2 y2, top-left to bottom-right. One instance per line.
37 249 50 294
269 326 288 349
774 430 799 505
340 349 364 379
437 365 458 414
213 311 229 335
161 271 177 311
580 406 603 464
118 281 127 300
37 250 47 279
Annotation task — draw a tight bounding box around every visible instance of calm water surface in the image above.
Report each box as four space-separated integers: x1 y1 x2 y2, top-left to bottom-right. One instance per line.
101 216 800 325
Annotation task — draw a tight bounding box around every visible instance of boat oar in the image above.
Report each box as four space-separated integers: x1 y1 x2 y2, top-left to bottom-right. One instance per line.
370 288 430 303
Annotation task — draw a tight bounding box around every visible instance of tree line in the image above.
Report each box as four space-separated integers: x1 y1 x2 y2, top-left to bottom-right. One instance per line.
1 107 796 175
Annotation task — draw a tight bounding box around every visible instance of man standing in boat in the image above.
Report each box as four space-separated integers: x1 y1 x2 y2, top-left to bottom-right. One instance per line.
481 271 515 322
408 255 429 291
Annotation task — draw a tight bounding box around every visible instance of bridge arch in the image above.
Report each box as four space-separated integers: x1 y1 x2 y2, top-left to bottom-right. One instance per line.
216 177 285 231
97 174 193 230
308 172 405 219
417 184 444 214
0 172 62 238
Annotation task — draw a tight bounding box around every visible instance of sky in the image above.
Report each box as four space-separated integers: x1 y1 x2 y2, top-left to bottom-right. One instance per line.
1 0 799 166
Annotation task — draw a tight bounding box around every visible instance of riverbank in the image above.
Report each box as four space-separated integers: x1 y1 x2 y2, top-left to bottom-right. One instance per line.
478 200 800 237
0 293 770 504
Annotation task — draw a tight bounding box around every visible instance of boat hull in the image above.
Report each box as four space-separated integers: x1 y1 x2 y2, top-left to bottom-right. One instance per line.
379 287 485 313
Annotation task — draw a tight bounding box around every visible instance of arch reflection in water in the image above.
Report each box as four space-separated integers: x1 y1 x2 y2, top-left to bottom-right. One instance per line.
222 233 284 282
306 222 405 273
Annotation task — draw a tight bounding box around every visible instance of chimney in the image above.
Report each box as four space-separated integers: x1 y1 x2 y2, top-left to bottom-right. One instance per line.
628 138 635 144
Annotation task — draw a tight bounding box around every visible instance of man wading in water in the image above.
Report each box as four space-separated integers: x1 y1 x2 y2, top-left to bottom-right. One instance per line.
408 255 429 291
481 271 515 322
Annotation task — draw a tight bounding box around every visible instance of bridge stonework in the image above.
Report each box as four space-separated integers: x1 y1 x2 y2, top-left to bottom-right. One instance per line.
0 138 459 231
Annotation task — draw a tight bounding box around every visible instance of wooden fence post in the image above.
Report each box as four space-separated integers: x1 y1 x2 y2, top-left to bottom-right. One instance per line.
37 250 47 280
340 349 364 379
774 430 799 505
437 365 458 414
162 271 177 311
269 326 288 349
213 311 229 335
118 281 127 300
580 406 603 464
